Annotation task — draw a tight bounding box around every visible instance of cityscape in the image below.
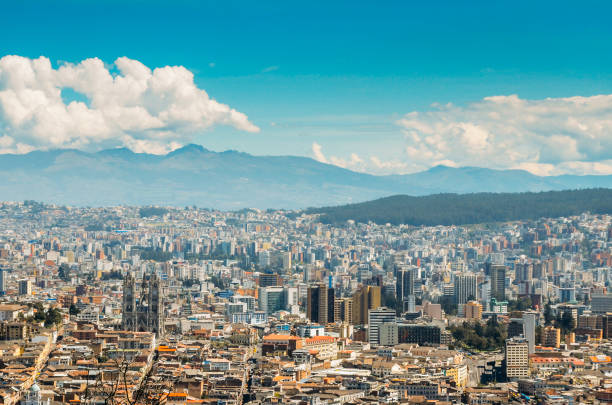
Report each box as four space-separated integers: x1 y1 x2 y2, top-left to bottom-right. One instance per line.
0 203 610 404
2 1 612 404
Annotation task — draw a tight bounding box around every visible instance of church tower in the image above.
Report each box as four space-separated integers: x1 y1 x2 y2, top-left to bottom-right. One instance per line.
147 273 164 335
121 273 136 331
121 272 164 336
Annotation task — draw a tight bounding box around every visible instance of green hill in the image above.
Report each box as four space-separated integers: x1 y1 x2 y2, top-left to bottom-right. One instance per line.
308 189 612 226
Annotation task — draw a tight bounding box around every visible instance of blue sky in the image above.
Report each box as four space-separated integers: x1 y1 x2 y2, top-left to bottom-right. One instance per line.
1 1 612 175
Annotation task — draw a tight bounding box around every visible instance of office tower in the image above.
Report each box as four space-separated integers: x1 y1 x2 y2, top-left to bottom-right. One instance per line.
532 261 543 279
397 324 442 345
505 337 529 379
122 273 164 336
285 287 298 310
542 326 561 348
307 283 329 324
259 273 281 287
406 294 416 313
396 266 417 310
522 312 536 354
19 279 32 296
591 294 612 314
282 252 292 271
515 262 533 283
559 285 576 303
352 285 381 325
453 274 477 305
334 297 353 324
368 307 396 345
0 267 7 294
258 250 271 268
379 322 399 346
490 265 506 300
464 301 482 320
327 287 335 323
258 286 286 314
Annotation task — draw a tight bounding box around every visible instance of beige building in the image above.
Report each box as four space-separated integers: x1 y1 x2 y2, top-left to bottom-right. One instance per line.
464 301 482 320
542 326 561 348
505 338 529 379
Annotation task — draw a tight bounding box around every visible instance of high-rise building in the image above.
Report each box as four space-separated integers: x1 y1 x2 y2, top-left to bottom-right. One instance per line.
307 283 330 324
19 279 32 296
522 312 536 354
542 326 561 348
505 337 529 379
591 294 612 314
0 267 7 294
122 273 164 336
454 274 477 305
379 322 399 346
368 307 396 345
282 252 292 271
334 297 353 324
352 285 381 325
258 286 286 314
327 287 335 323
259 273 281 288
396 266 417 310
490 265 507 301
515 262 533 283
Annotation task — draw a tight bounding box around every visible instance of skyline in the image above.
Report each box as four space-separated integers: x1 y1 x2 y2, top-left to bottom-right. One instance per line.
2 1 612 176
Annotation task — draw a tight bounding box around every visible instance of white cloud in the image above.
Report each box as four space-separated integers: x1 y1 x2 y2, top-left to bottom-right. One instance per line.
262 66 279 73
311 142 328 164
397 94 612 175
311 142 409 175
0 55 259 154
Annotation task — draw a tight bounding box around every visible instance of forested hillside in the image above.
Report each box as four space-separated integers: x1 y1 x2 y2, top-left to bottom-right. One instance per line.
308 189 612 226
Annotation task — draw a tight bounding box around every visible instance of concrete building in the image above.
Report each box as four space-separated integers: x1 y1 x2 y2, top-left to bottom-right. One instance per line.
592 294 612 314
352 285 381 325
523 312 537 354
368 307 395 345
379 322 399 346
505 337 529 379
542 326 561 348
454 273 477 305
465 301 482 320
307 283 332 324
490 265 507 301
19 279 32 296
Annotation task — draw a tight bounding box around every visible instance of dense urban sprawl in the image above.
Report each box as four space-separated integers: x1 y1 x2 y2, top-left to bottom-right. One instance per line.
0 201 611 404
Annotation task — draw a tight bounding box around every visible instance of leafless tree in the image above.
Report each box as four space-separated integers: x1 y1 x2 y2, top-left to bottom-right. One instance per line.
82 355 169 405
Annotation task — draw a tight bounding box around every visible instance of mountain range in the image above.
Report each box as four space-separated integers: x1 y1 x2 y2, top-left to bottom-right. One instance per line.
0 144 611 209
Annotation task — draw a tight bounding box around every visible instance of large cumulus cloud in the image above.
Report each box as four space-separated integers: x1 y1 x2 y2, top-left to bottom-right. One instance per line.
397 94 612 175
0 55 259 154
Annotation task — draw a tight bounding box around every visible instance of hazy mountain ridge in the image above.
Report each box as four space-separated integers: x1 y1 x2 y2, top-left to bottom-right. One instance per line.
0 145 611 209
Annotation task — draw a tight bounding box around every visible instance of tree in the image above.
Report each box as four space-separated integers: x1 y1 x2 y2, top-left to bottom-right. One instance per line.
544 302 553 326
508 297 532 312
44 307 63 327
69 304 80 316
210 275 227 290
33 302 46 322
560 310 574 333
58 263 71 282
449 319 507 351
440 295 457 316
83 355 169 405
